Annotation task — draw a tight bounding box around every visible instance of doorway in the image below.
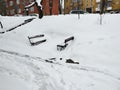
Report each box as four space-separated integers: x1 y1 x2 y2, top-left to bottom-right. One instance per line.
86 8 92 13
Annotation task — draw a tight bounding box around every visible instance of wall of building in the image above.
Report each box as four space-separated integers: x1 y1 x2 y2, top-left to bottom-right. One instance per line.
92 0 100 13
5 0 39 16
84 0 93 13
3 0 120 16
64 0 82 14
41 0 60 15
64 0 70 14
64 0 120 14
92 0 120 13
112 0 120 11
52 0 59 15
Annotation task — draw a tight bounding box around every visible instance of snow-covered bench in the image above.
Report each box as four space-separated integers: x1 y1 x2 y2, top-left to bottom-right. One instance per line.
28 34 46 46
66 59 79 64
57 36 74 51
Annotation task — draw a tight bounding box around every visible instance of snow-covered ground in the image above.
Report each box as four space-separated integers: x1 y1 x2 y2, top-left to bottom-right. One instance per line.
0 14 120 90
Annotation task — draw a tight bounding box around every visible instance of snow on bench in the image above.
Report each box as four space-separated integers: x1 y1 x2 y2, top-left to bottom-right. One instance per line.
28 34 46 46
57 43 68 51
57 36 74 51
66 59 79 64
64 36 74 43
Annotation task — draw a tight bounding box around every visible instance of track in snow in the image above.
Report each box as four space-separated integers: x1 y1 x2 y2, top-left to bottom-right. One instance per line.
0 48 120 82
0 18 35 34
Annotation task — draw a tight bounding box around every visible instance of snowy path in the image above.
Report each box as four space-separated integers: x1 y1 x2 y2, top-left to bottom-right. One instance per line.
0 49 120 90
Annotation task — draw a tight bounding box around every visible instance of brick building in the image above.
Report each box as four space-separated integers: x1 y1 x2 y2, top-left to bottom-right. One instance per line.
5 0 40 16
41 0 60 15
3 0 60 16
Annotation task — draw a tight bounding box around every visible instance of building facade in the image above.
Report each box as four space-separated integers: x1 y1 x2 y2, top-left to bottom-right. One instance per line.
92 0 120 13
64 0 83 14
64 0 94 14
64 0 120 14
41 0 60 15
2 0 120 16
4 0 60 16
5 0 39 16
0 0 7 15
82 0 93 13
112 0 120 11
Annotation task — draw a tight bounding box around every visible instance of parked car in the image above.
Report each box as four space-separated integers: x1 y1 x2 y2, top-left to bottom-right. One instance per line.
70 10 86 14
110 11 120 14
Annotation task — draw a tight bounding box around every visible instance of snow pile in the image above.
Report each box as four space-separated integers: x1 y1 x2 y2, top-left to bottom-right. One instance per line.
0 14 120 90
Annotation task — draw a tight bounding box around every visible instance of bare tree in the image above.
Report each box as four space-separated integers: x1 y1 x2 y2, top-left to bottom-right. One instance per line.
100 0 107 25
77 0 80 19
100 0 106 14
0 21 3 29
59 0 62 14
49 0 53 15
24 0 43 19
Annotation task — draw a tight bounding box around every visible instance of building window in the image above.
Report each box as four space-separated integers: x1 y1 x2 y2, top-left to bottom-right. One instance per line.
72 0 77 3
6 10 9 15
18 9 21 13
6 3 8 7
16 0 20 4
115 1 119 5
10 9 15 15
96 0 100 3
107 0 112 1
98 3 100 8
107 2 112 7
107 2 112 10
96 3 100 11
86 0 88 6
30 7 34 12
10 1 13 6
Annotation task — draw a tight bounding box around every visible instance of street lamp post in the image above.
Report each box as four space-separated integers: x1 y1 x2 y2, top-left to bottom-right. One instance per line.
100 0 107 25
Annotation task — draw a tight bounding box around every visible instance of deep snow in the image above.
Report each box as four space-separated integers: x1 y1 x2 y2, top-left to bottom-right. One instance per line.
0 14 120 90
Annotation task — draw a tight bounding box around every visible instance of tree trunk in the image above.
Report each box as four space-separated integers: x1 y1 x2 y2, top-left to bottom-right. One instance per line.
0 21 3 28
